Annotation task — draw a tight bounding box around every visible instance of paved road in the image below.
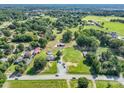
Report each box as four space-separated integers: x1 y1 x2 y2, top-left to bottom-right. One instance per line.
7 74 122 81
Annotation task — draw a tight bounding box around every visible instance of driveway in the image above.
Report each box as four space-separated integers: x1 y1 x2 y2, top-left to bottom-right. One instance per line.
57 60 67 76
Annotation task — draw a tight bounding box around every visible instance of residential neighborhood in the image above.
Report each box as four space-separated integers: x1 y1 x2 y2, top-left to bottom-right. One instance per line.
1 4 124 88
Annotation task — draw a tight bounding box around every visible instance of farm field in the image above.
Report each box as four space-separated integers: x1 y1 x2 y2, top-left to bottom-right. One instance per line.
3 80 68 88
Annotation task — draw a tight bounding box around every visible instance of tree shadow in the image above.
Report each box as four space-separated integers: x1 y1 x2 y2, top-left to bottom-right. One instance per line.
26 67 39 75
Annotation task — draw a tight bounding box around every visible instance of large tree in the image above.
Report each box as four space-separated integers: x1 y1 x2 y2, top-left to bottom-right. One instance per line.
109 39 124 49
33 55 46 72
0 71 6 87
17 43 24 52
38 38 47 48
62 31 72 43
76 35 100 51
78 77 89 88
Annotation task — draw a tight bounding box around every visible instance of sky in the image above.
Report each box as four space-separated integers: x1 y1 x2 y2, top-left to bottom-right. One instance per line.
0 0 124 4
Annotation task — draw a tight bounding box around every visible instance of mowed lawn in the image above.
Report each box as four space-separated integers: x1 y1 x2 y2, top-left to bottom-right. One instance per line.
41 61 57 74
70 80 93 88
96 80 124 88
4 80 68 88
104 22 124 36
63 47 90 74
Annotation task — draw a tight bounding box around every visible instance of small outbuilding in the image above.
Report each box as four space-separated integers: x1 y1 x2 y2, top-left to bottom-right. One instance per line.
46 51 52 55
33 47 41 55
46 51 55 61
57 43 65 47
82 51 88 57
47 55 55 61
14 57 23 64
0 58 8 62
109 32 118 38
24 51 31 58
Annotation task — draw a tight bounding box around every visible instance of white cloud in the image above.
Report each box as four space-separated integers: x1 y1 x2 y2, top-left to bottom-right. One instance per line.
0 0 123 4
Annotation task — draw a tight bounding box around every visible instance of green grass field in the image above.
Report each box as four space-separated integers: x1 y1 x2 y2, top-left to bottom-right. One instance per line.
104 22 124 36
70 80 93 88
63 47 90 74
83 16 124 22
96 80 124 88
41 61 57 74
84 25 105 31
4 80 68 88
83 15 124 36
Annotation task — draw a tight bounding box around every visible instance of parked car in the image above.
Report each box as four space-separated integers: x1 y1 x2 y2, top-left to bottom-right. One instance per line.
16 73 22 77
63 66 66 68
72 77 76 79
55 74 59 77
57 60 61 64
15 78 18 80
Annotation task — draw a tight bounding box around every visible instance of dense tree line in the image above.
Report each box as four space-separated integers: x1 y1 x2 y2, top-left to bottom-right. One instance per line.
75 28 124 76
110 19 124 23
0 9 28 21
53 14 82 31
81 29 124 55
12 34 33 42
76 34 100 51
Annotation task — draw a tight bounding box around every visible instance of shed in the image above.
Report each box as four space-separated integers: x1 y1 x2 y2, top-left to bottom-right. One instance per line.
24 51 31 58
83 51 88 57
110 32 118 38
0 58 8 62
57 43 65 47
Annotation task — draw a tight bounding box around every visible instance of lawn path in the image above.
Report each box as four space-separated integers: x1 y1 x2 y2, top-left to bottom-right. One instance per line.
66 79 71 88
92 80 96 88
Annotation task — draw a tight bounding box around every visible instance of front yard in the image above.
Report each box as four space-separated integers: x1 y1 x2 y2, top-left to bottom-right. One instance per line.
62 47 90 74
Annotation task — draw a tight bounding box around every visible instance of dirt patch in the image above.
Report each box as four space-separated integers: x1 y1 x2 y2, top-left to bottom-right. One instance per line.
2 82 10 88
66 62 77 67
64 41 76 48
40 62 52 73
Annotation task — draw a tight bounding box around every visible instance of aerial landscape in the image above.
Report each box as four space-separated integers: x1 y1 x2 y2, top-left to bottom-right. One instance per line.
1 4 124 88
